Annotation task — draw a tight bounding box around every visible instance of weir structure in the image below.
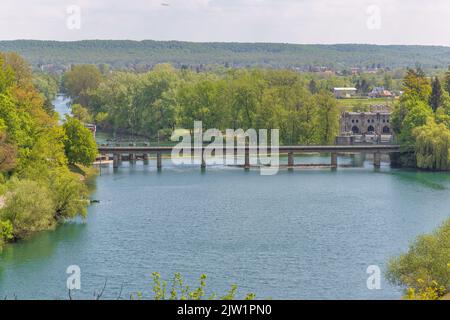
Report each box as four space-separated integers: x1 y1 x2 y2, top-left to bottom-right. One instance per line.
97 145 401 170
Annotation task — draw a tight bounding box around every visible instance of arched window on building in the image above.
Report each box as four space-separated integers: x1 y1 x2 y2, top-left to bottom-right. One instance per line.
367 125 375 133
352 126 360 134
382 126 390 134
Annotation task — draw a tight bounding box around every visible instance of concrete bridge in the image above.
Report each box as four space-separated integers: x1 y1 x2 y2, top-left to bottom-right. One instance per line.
97 144 400 170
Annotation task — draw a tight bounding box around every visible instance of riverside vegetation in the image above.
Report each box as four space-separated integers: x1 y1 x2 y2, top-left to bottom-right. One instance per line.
0 52 97 249
63 62 450 170
387 219 450 300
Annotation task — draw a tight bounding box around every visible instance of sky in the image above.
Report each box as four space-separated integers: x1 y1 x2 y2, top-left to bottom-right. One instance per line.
1 0 450 46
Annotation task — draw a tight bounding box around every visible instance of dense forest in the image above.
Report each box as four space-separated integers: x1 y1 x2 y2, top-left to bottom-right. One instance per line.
0 52 97 249
1 40 450 70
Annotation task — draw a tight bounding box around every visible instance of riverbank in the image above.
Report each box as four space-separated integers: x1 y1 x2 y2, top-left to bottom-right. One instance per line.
0 164 98 250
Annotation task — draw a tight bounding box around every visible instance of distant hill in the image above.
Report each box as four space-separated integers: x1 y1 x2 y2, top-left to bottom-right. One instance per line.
1 40 450 70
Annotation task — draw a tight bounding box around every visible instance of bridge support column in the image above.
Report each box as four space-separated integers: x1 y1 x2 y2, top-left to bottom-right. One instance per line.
157 152 162 171
143 153 149 165
288 152 294 170
200 151 206 171
374 152 381 169
244 147 250 170
113 154 119 169
129 153 135 163
331 152 338 169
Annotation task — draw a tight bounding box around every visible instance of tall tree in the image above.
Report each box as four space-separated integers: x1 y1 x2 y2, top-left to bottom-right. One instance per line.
429 77 443 112
314 91 339 145
402 68 431 102
445 66 450 94
62 116 97 166
63 65 102 107
308 79 318 94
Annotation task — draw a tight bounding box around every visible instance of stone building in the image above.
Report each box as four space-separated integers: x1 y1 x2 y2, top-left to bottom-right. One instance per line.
340 111 391 135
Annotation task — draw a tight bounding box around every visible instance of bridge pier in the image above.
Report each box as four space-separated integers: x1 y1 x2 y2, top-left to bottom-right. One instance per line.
200 148 206 171
331 152 338 169
113 154 119 169
129 153 135 163
374 152 381 169
244 148 250 170
157 152 162 171
288 152 294 170
143 153 149 165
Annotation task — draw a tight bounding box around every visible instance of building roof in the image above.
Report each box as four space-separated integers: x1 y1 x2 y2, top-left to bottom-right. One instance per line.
344 112 391 116
334 87 357 91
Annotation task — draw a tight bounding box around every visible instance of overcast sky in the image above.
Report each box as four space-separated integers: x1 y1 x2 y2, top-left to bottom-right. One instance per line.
1 0 450 46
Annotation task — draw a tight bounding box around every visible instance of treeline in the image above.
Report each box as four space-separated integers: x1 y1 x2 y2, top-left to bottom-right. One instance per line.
0 53 97 249
63 64 341 145
2 40 450 70
392 66 450 170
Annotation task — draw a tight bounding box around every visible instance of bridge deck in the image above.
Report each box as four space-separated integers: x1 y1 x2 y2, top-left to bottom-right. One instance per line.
98 145 400 154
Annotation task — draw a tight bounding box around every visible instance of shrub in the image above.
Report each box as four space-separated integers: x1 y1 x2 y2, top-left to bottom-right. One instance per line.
0 179 55 239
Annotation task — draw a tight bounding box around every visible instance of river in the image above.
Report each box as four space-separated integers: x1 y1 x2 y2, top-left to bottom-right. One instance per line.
1 98 450 300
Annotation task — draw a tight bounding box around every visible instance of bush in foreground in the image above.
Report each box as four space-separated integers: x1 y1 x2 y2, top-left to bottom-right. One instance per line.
387 218 450 300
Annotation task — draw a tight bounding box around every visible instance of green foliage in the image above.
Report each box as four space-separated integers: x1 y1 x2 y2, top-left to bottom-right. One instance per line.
0 52 93 248
414 119 450 171
404 279 447 300
0 179 55 239
392 67 450 170
63 116 97 166
63 64 102 106
0 219 13 247
445 66 450 94
0 121 16 173
2 40 450 70
402 68 431 102
429 77 443 112
387 218 450 299
81 66 340 145
140 272 255 300
314 91 339 145
33 72 59 114
72 104 93 123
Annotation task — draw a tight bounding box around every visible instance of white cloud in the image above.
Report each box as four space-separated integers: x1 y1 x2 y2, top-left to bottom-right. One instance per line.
0 0 449 45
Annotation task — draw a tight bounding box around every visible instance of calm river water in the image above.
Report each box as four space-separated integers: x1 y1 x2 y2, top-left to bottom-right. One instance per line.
1 98 450 299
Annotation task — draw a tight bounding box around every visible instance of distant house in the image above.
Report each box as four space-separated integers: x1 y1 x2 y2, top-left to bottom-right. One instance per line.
369 87 393 98
333 87 357 99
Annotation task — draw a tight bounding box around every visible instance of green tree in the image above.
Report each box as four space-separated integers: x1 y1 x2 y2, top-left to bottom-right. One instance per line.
63 116 97 166
413 119 450 171
387 218 450 299
63 64 102 106
0 121 16 173
314 91 339 145
445 66 450 94
72 104 93 123
402 68 431 102
308 79 318 94
0 219 13 248
0 179 55 240
429 77 443 112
